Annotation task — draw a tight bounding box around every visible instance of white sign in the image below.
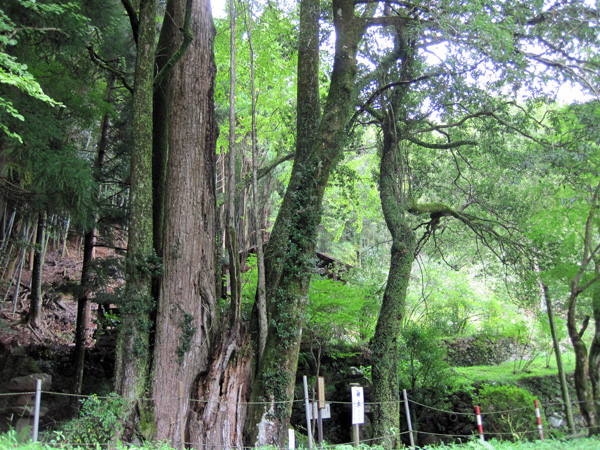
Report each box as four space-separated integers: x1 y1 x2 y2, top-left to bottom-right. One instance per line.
307 402 331 420
288 429 295 450
351 386 365 424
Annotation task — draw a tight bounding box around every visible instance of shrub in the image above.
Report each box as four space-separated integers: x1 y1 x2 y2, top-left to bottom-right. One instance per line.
55 393 127 447
399 322 455 395
475 384 547 441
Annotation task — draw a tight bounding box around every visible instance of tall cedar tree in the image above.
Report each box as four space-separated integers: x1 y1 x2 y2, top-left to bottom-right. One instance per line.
151 0 220 445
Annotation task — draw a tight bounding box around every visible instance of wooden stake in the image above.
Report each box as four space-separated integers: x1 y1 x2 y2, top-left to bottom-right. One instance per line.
179 381 185 449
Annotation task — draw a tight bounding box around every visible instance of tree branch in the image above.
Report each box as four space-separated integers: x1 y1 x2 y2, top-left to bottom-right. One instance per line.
405 136 477 149
409 199 525 264
579 315 590 338
257 152 295 182
120 0 139 45
86 45 134 94
240 151 295 192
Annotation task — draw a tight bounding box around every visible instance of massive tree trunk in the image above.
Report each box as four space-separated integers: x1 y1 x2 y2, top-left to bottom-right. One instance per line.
188 321 252 449
151 0 220 445
183 3 253 448
371 127 415 449
114 0 156 421
244 0 364 445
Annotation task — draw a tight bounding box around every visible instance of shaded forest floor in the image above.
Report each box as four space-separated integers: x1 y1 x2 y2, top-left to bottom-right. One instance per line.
0 242 85 352
0 241 119 432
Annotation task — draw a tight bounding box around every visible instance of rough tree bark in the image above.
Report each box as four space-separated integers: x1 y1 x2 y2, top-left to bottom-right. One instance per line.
185 2 254 445
371 127 416 449
362 19 417 446
151 0 221 445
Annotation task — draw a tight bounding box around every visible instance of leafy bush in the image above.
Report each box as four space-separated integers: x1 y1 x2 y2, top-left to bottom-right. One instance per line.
0 429 39 450
475 384 547 441
54 393 127 447
399 322 455 394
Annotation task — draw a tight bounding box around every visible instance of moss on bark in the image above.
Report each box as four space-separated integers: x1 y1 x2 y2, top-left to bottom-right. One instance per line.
244 0 366 445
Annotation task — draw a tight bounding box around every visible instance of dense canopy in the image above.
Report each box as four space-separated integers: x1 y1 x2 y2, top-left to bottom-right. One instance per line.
0 0 599 449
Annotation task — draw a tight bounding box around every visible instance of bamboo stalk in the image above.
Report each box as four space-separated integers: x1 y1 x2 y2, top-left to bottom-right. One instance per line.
61 217 70 258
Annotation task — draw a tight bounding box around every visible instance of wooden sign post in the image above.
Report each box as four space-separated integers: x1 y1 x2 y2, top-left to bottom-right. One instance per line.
317 376 325 447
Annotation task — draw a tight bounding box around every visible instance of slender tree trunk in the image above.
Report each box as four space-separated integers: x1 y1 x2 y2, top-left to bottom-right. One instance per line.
244 0 364 445
152 0 177 260
114 0 156 425
247 0 267 364
28 211 46 328
537 273 575 433
566 181 600 435
371 128 415 449
151 0 221 445
226 0 242 321
567 292 600 434
73 75 115 401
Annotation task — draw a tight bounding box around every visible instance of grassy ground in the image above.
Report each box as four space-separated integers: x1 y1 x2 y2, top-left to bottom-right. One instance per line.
2 431 599 450
453 353 576 385
424 436 600 450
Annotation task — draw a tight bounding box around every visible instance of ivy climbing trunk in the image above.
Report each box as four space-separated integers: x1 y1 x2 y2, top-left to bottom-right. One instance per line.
363 20 418 446
151 0 219 445
371 126 415 449
114 0 156 431
244 0 365 445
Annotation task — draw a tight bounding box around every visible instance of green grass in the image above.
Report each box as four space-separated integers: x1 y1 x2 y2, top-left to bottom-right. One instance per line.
423 436 600 450
3 430 600 450
453 354 576 385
